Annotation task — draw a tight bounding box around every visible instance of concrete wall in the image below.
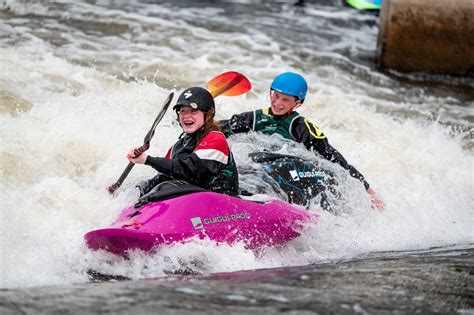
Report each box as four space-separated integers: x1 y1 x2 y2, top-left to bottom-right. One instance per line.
377 0 474 75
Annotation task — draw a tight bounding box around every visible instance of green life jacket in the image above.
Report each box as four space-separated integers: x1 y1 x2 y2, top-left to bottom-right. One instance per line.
253 107 300 140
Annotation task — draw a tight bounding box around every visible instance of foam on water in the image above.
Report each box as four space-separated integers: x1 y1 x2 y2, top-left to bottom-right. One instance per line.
1 0 472 288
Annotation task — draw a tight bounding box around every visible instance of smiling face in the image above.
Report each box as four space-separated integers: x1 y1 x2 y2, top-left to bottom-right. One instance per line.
177 106 205 134
269 90 301 116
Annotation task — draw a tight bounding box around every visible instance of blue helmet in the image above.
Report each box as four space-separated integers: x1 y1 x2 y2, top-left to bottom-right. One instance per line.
270 72 308 101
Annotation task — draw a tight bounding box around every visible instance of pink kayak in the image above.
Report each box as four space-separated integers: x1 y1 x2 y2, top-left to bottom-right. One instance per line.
84 189 316 256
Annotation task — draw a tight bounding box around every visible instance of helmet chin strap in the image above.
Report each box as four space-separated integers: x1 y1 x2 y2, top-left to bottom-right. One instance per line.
289 100 303 113
205 108 215 120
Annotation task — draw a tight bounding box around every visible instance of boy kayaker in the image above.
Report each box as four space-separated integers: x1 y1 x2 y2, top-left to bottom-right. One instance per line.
220 72 384 210
128 87 239 196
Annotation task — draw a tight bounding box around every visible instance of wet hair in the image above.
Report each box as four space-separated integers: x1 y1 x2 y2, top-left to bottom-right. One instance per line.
198 108 219 141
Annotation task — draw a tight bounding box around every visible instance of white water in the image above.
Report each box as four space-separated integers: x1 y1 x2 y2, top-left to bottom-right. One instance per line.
1 0 473 288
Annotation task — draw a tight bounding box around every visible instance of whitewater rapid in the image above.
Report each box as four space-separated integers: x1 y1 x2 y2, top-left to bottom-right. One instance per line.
1 0 472 289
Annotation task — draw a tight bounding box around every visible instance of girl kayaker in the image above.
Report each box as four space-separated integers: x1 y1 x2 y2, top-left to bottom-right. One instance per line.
128 87 239 196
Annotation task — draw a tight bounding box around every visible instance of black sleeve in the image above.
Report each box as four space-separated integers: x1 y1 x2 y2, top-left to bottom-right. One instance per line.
136 173 170 196
291 117 370 190
144 154 224 185
219 111 254 138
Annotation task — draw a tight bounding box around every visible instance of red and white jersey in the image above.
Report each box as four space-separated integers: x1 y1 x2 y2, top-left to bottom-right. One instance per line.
193 131 229 164
146 130 238 195
165 131 229 165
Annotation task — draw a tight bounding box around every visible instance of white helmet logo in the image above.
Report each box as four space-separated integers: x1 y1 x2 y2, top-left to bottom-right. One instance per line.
184 91 192 99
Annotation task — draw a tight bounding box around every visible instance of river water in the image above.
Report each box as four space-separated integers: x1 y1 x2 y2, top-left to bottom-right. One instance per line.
0 0 473 305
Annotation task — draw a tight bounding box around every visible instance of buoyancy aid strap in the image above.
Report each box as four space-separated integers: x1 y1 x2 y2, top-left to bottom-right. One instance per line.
288 114 300 141
304 118 325 139
252 110 257 131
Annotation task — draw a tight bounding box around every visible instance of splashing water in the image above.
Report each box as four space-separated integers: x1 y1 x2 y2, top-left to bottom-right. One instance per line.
1 0 472 288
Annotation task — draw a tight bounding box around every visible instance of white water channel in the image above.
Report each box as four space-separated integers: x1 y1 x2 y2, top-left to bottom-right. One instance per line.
1 0 472 288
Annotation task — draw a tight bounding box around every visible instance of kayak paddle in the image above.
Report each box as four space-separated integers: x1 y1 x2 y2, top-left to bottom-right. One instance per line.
208 71 251 97
107 92 175 194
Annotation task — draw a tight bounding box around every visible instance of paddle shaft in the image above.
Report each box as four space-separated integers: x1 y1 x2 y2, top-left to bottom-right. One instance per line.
107 144 150 193
107 93 174 194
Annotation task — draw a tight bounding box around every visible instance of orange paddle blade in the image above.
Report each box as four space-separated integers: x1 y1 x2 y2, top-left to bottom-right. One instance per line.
208 71 251 97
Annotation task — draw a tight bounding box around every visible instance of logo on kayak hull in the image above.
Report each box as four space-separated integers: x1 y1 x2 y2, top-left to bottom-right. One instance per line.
190 212 251 230
191 217 204 230
289 169 325 181
289 170 300 181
